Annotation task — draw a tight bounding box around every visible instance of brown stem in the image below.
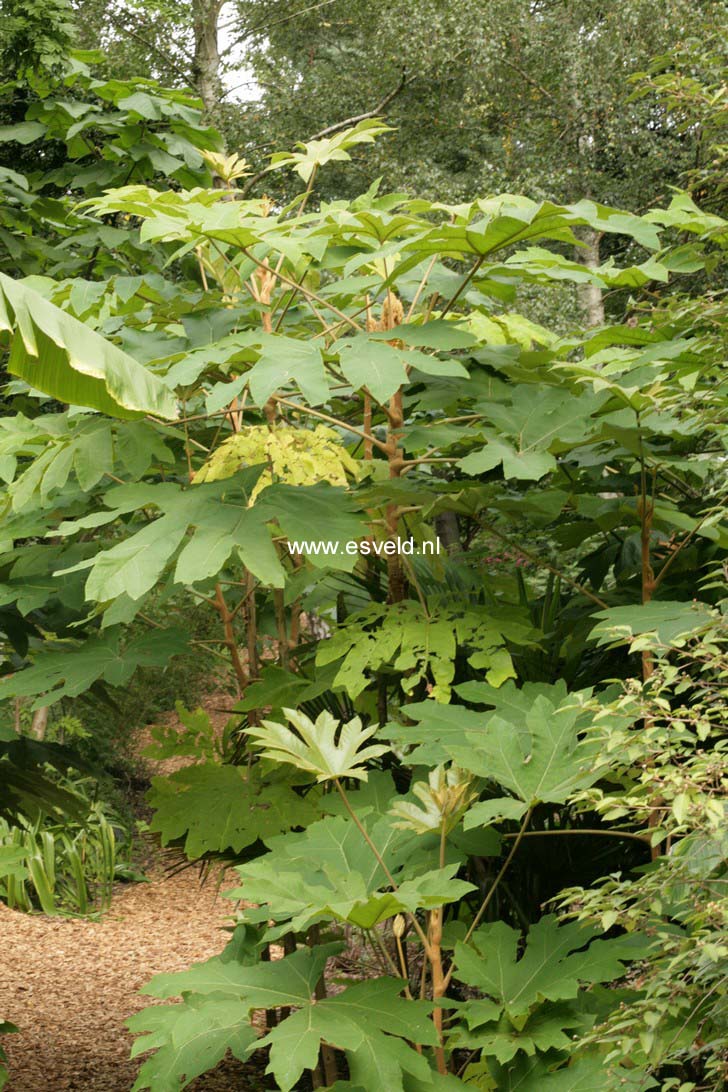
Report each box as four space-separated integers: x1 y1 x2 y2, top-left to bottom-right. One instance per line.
386 386 407 603
639 447 657 682
363 393 373 460
307 925 339 1086
244 570 260 723
214 583 248 693
429 823 449 1074
439 255 485 318
652 492 728 592
260 942 278 1032
273 588 289 669
405 254 438 321
429 905 447 1075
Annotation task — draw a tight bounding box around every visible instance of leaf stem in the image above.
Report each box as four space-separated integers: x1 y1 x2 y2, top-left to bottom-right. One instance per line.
440 255 485 318
333 778 432 954
242 247 364 332
478 520 609 609
273 395 390 454
503 828 650 846
442 806 532 991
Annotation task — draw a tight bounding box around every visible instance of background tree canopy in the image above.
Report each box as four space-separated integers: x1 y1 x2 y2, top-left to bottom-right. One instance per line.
0 2 726 1090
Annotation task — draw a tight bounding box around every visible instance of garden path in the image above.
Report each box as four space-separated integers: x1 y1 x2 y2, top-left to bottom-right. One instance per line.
0 697 263 1091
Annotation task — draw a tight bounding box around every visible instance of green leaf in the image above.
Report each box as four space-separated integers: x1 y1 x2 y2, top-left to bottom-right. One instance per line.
258 482 366 570
337 335 409 401
452 1003 591 1063
86 513 188 601
174 504 285 588
226 808 473 933
261 977 437 1091
448 693 605 820
488 1054 656 1091
0 122 46 143
248 335 330 406
0 845 29 882
590 601 716 648
128 997 257 1092
246 708 389 782
458 387 605 481
142 942 338 1004
0 274 178 420
459 437 556 481
370 319 477 350
73 420 114 490
148 763 318 858
0 628 188 709
59 477 286 601
386 676 561 765
453 915 643 1023
267 119 392 182
318 602 525 703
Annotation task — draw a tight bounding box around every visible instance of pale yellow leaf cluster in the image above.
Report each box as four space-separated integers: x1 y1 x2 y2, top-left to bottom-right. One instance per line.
194 424 359 500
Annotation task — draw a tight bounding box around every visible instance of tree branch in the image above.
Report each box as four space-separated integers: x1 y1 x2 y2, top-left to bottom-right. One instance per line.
239 70 408 197
306 68 407 142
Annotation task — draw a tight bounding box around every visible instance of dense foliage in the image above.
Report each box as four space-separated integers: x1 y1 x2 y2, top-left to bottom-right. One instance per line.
0 8 726 1092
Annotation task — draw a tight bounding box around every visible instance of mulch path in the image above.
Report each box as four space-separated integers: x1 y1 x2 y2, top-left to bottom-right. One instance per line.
1 696 269 1091
0 857 264 1090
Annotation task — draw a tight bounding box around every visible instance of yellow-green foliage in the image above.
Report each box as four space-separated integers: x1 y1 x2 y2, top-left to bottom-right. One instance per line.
194 424 359 499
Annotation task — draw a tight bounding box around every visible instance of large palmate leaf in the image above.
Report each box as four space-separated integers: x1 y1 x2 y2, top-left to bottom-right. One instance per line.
0 273 178 419
246 334 330 405
454 1003 592 1064
142 939 336 1003
335 335 468 401
458 387 607 482
147 763 318 858
483 1053 655 1092
590 600 717 648
455 915 645 1019
0 628 188 709
138 948 436 1092
246 708 389 782
393 685 607 824
55 475 286 597
460 700 605 825
268 118 393 182
317 602 531 702
56 477 364 605
386 681 600 795
129 997 257 1092
131 947 331 1088
226 810 474 933
451 916 645 1064
260 977 438 1091
398 197 661 271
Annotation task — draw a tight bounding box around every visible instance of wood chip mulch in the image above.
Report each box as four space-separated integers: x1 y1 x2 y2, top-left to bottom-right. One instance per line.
0 857 270 1091
1 693 271 1091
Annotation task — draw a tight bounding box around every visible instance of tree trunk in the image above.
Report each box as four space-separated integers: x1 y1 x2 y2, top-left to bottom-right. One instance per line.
29 706 48 740
575 227 604 328
435 510 461 555
192 0 224 122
